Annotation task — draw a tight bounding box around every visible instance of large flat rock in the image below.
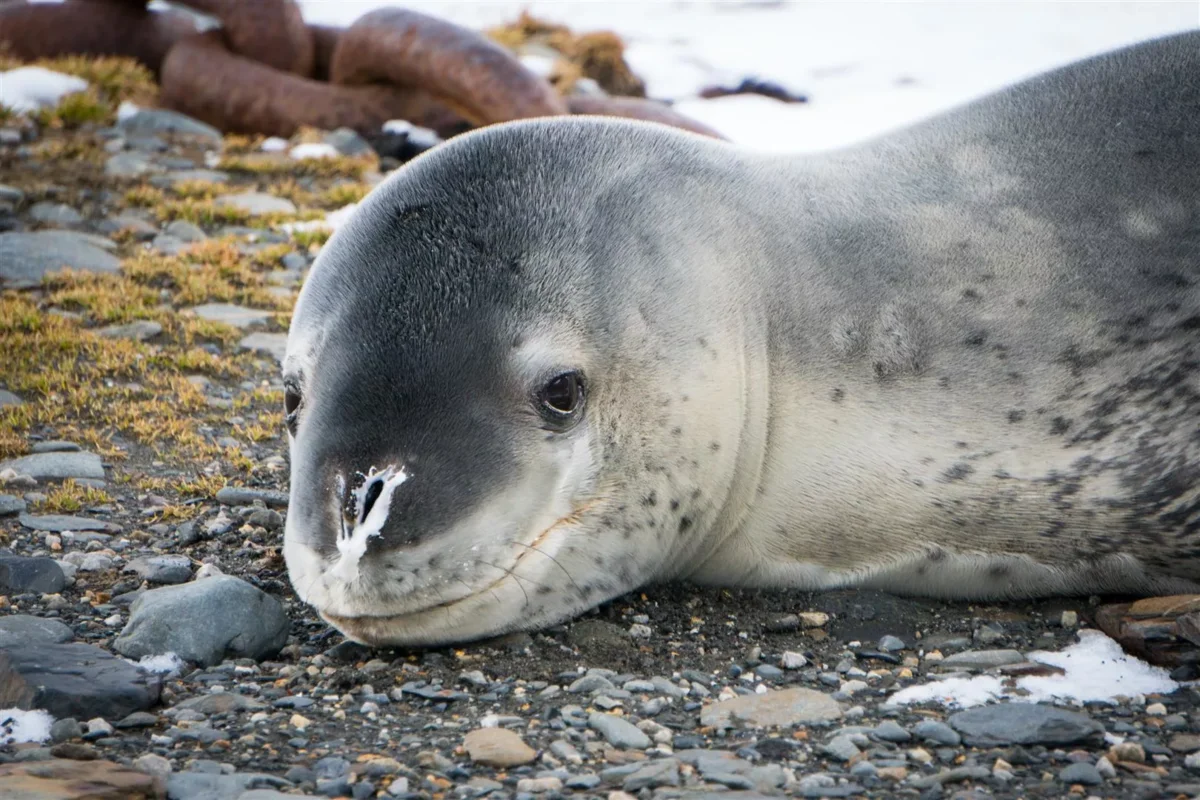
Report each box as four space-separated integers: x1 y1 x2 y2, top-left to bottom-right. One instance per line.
0 451 105 481
0 642 162 721
0 231 120 289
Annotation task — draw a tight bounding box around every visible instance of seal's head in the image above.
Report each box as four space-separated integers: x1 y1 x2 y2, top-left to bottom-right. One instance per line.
283 117 764 646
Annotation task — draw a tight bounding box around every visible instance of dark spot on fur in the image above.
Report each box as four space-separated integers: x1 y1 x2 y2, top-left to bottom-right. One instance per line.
642 492 657 507
965 330 988 347
670 499 680 511
678 516 693 533
1050 417 1072 435
927 548 947 562
941 462 974 482
1015 299 1027 307
1180 316 1200 331
831 387 845 403
961 288 981 302
1007 409 1026 423
710 442 720 452
987 563 1010 579
537 585 553 595
671 427 683 436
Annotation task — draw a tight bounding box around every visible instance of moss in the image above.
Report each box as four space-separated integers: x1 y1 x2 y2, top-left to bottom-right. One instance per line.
487 12 646 97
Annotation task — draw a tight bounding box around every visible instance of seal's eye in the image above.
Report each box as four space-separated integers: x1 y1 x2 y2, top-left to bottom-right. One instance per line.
538 371 585 423
284 384 302 435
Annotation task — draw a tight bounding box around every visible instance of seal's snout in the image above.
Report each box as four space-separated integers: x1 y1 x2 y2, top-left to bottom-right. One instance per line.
326 464 409 582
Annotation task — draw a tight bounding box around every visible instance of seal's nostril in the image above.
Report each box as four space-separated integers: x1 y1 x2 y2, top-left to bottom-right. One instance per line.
360 478 384 522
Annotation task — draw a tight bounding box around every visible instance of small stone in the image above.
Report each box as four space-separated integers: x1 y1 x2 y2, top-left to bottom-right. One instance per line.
1095 755 1117 778
1111 741 1146 764
822 735 860 762
464 727 537 767
105 151 160 178
290 713 311 730
325 127 374 156
1146 702 1168 716
1060 610 1079 628
96 320 163 341
1171 734 1200 753
939 649 1026 669
132 752 171 782
781 651 808 669
878 634 906 652
29 202 83 227
948 703 1104 747
569 674 616 694
0 555 67 593
1059 762 1103 785
0 493 26 516
215 191 296 216
118 108 222 143
237 332 288 363
214 485 289 508
190 302 272 328
873 720 911 742
19 513 117 533
798 611 829 628
913 719 961 746
124 555 192 584
112 574 289 666
175 692 266 714
114 711 158 728
516 777 563 793
0 390 23 409
765 615 799 633
588 712 651 749
164 220 207 242
700 686 842 729
623 759 680 791
49 718 82 743
30 441 79 454
246 508 283 531
0 614 73 647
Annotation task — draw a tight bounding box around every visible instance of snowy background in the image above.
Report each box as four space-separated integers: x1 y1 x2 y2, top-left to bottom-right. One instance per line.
297 0 1199 152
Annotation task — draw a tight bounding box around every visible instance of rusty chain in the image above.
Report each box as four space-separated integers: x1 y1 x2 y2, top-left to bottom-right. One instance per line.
0 0 723 141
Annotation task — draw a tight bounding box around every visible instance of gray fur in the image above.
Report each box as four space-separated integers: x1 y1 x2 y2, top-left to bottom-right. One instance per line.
283 31 1200 646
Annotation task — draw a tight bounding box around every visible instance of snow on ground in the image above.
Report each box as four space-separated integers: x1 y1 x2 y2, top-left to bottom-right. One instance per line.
299 0 1198 152
887 629 1180 709
0 708 55 746
0 66 89 113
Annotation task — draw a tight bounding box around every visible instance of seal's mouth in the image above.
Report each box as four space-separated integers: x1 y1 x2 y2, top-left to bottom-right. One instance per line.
287 496 605 647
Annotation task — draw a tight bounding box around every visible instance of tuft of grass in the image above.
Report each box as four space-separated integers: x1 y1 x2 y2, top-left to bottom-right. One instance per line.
33 88 111 129
217 152 377 181
35 479 114 514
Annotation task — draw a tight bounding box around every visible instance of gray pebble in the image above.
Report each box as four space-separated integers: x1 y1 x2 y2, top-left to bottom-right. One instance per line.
588 712 650 749
1059 762 1104 785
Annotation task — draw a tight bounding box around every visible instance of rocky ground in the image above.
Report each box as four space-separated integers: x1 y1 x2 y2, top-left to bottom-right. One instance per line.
2 59 1200 800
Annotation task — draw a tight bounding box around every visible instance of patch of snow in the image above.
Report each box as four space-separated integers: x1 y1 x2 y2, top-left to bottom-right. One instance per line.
280 202 359 234
130 652 186 676
116 100 140 122
382 119 441 150
0 66 89 113
261 137 290 153
887 629 1179 709
290 142 340 160
0 708 55 746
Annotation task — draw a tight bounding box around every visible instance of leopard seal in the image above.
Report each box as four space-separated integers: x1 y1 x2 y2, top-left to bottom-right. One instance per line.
282 30 1200 647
